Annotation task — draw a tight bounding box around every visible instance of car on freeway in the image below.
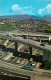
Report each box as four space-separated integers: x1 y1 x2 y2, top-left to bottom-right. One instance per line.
21 65 35 71
29 58 33 62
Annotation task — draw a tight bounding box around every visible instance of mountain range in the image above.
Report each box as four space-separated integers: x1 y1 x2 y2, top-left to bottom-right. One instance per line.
0 14 51 21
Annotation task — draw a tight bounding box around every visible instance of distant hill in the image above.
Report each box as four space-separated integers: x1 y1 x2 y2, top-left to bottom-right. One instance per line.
0 14 51 21
42 15 51 21
0 14 39 20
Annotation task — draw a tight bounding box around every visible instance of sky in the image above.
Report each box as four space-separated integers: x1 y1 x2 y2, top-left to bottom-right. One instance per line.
0 0 51 16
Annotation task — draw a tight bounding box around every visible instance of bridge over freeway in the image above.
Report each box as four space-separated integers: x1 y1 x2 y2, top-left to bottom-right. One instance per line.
13 32 51 41
0 35 51 54
0 60 51 80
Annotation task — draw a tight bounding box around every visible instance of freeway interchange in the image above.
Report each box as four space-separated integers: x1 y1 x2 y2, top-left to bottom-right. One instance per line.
0 32 51 79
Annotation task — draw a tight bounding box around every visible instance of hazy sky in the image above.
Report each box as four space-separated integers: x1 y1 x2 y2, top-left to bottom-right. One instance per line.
0 0 51 16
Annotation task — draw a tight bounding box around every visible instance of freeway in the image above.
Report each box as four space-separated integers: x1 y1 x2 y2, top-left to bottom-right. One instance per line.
0 60 34 77
0 31 51 42
15 32 51 41
0 60 51 77
0 31 51 38
0 35 51 52
15 32 51 38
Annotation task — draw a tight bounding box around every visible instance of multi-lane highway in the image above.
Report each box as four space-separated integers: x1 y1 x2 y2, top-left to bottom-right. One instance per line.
0 60 34 77
0 60 51 77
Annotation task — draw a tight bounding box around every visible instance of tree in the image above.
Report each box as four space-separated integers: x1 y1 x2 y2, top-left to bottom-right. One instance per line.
44 60 51 70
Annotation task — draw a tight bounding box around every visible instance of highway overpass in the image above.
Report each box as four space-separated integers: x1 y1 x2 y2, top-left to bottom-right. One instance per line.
0 35 51 53
0 32 51 41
